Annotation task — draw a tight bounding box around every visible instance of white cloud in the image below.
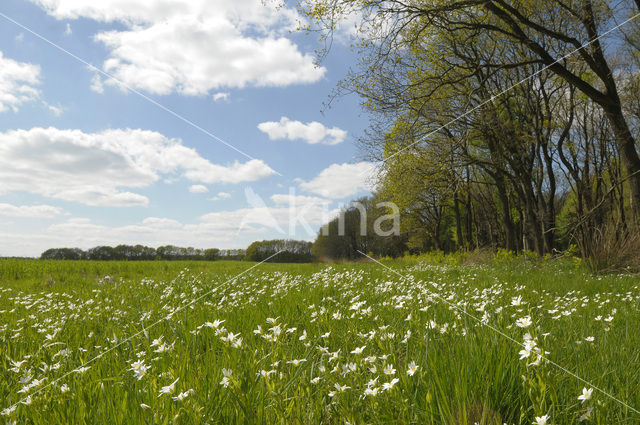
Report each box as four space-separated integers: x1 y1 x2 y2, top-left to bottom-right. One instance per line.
197 203 334 236
44 101 65 116
299 162 377 199
210 191 232 201
90 74 104 93
141 217 183 228
29 0 325 95
189 184 209 193
64 23 72 35
0 203 63 218
213 92 230 102
0 127 275 207
270 194 331 207
258 117 347 145
0 192 342 255
0 51 41 112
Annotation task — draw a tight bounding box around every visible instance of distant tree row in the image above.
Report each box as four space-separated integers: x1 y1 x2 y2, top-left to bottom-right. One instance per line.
245 240 313 263
40 245 230 261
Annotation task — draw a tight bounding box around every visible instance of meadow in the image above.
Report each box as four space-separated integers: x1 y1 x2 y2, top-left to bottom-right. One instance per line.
0 256 639 424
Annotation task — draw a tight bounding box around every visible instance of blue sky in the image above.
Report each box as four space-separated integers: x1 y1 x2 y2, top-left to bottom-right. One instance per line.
0 0 377 256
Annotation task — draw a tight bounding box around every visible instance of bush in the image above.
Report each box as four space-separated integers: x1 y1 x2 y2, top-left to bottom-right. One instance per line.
581 223 640 273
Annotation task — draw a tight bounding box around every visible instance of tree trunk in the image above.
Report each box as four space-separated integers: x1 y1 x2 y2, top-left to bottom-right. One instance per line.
494 173 516 252
604 105 640 219
453 190 464 250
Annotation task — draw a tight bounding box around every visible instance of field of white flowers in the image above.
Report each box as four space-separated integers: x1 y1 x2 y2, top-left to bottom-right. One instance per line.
0 258 639 424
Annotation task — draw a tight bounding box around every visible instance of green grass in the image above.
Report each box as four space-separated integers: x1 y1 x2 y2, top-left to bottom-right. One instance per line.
0 257 639 424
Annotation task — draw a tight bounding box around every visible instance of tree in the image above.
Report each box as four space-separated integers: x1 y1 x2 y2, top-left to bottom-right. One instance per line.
245 240 314 263
204 248 220 261
301 0 640 217
313 195 407 260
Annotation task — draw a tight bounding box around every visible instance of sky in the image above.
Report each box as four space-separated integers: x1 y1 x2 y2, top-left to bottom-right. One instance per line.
0 0 377 257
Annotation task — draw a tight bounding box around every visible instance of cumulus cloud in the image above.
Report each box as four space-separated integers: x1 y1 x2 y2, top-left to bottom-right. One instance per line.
189 185 209 194
0 191 343 255
29 0 325 95
210 191 232 201
258 117 347 145
198 203 335 236
0 203 63 218
141 217 183 228
0 127 275 207
90 74 104 93
213 92 230 102
298 162 377 199
270 194 331 207
0 51 41 112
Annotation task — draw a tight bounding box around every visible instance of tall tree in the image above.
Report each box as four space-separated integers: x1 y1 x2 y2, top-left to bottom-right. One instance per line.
301 0 640 216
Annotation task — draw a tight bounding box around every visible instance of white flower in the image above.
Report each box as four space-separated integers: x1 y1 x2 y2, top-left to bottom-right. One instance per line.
579 407 593 422
158 378 179 396
341 362 357 375
172 389 194 401
258 369 273 378
129 360 150 380
519 338 537 360
519 346 532 360
270 326 282 337
75 366 91 374
140 403 151 409
1 405 17 416
60 384 70 393
363 386 379 397
220 369 233 388
407 361 419 376
383 364 396 375
516 316 533 328
578 387 593 403
310 377 321 384
382 378 399 391
533 414 549 425
350 345 366 355
286 358 307 367
333 383 350 392
584 336 594 342
154 341 174 353
9 359 27 369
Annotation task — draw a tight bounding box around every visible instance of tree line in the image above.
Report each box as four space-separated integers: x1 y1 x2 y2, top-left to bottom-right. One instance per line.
303 0 640 266
41 245 231 261
40 242 315 263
